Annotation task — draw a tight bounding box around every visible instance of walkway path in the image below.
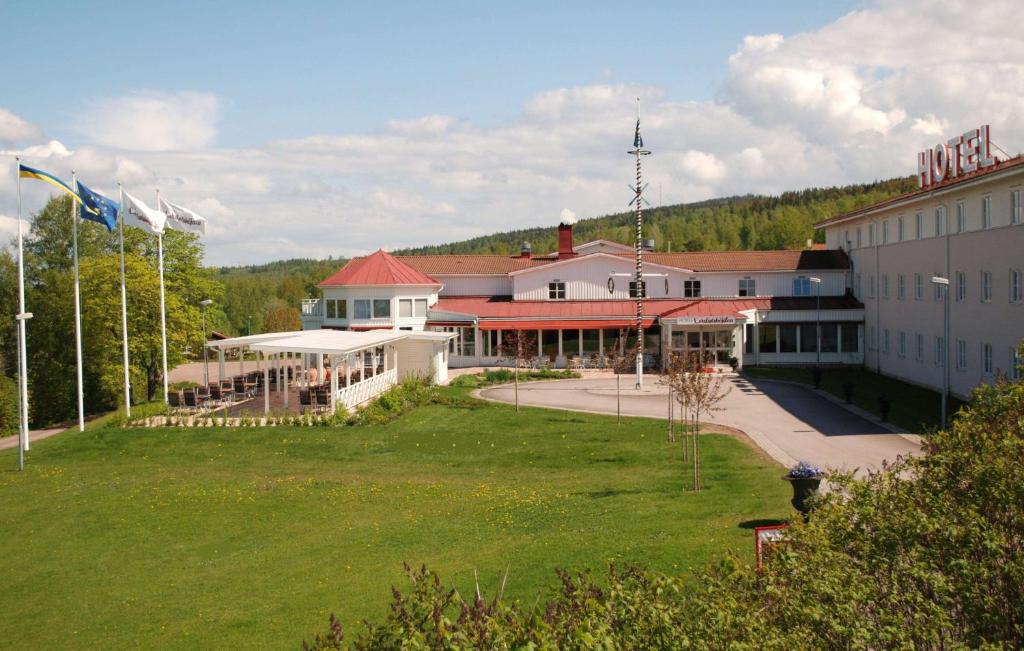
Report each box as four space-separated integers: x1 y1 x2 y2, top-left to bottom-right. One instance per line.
0 426 67 451
479 374 920 475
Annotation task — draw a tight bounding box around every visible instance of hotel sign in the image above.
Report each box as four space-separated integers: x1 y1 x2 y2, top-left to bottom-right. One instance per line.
917 124 996 189
674 316 737 325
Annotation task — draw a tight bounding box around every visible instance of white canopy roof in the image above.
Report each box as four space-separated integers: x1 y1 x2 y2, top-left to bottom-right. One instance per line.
207 329 453 356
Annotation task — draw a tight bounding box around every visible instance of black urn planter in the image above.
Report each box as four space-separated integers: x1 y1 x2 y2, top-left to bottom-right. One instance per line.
784 475 823 516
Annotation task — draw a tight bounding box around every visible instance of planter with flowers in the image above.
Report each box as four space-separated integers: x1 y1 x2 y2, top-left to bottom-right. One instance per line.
783 461 824 516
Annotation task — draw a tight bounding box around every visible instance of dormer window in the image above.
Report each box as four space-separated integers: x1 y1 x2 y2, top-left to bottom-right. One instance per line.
684 279 701 298
548 282 566 300
793 276 812 296
738 277 755 297
629 281 645 298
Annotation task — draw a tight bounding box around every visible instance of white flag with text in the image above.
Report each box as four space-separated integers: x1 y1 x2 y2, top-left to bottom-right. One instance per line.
159 198 207 235
122 192 166 235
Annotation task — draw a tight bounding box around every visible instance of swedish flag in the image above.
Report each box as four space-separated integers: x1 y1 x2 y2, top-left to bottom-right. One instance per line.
77 181 119 232
18 164 82 202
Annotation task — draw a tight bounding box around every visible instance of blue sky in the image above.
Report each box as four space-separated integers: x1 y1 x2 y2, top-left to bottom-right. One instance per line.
2 1 1022 265
6 1 850 148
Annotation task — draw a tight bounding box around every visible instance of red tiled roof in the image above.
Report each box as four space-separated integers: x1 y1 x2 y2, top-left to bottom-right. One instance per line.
814 155 1024 228
431 295 862 323
318 249 441 287
397 254 553 275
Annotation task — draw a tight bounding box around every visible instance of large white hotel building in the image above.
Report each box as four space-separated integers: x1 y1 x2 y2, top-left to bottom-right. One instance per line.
302 127 1023 399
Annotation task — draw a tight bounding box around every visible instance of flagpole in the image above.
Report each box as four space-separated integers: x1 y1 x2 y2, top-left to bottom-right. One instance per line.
118 183 131 418
14 156 28 468
71 172 85 432
156 189 169 404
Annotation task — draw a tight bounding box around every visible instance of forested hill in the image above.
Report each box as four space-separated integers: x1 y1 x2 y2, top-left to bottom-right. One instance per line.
393 176 917 256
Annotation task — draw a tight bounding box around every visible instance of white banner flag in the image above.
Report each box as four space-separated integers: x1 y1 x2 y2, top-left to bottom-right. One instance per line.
122 192 166 235
159 198 207 235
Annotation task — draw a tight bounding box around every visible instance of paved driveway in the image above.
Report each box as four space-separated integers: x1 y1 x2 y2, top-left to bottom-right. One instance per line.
479 375 920 475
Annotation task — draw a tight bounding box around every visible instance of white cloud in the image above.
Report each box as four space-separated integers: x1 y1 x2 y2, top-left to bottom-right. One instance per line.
3 0 1024 265
77 91 219 151
0 109 41 145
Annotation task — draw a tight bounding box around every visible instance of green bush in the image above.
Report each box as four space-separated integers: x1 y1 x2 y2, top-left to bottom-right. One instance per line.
306 376 1024 648
0 375 19 437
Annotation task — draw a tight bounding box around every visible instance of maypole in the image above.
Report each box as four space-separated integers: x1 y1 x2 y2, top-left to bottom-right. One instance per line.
628 99 651 389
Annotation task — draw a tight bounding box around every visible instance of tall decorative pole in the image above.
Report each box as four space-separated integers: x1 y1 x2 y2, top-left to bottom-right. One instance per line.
628 98 651 389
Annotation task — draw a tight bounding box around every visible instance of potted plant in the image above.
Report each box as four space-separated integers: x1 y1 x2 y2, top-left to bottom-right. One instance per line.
728 356 739 371
783 461 824 516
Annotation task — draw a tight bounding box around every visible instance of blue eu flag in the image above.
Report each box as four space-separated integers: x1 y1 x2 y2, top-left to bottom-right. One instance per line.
77 181 119 232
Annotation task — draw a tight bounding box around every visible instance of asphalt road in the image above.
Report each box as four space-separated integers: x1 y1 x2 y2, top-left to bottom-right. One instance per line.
479 375 920 475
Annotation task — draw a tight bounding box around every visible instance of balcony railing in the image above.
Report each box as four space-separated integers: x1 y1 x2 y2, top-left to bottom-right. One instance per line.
336 367 398 410
301 299 323 318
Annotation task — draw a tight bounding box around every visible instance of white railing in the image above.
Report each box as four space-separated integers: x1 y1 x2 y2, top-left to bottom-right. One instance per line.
302 299 323 318
336 367 398 410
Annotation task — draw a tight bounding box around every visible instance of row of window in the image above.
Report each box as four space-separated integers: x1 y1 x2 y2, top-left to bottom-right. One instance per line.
854 269 1023 304
743 322 860 355
846 188 1023 248
324 297 428 320
546 275 808 300
868 326 1022 378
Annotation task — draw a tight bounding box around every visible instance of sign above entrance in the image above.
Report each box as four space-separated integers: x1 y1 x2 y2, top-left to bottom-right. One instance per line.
917 125 995 189
674 316 737 325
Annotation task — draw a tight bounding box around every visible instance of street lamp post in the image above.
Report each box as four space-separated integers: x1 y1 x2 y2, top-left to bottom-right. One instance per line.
931 276 950 429
200 299 213 387
809 277 822 367
247 315 252 337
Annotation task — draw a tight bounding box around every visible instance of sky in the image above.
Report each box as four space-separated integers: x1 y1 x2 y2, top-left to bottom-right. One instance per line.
2 0 1023 265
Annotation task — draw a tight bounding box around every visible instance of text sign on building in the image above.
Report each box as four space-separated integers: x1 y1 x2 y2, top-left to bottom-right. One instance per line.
674 316 737 325
917 125 996 189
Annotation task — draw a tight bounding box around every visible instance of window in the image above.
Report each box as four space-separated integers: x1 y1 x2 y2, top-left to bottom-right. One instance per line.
935 205 947 236
1013 189 1023 225
326 299 345 319
897 273 906 300
935 336 945 366
881 220 889 244
934 272 944 301
956 339 967 370
914 273 923 300
980 271 992 303
868 223 876 246
844 229 850 249
354 299 371 319
738 277 755 297
414 298 428 317
853 273 862 298
372 299 390 318
799 323 817 353
915 212 923 239
897 216 905 241
882 329 890 354
897 330 907 357
856 227 863 248
982 342 993 375
684 279 701 298
1010 347 1022 381
982 196 992 229
398 299 413 318
867 325 876 351
956 200 966 233
915 333 924 362
840 323 858 353
956 271 966 302
822 324 839 353
779 324 798 353
882 274 890 299
1011 269 1023 303
628 280 645 298
868 274 876 299
548 282 566 300
793 276 812 296
758 325 777 353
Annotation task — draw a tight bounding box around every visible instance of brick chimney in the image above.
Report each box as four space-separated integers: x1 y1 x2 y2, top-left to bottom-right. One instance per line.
520 241 532 259
557 222 575 259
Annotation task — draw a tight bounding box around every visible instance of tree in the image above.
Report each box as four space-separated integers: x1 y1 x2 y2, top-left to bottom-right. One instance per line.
661 351 730 491
263 301 301 332
498 330 537 412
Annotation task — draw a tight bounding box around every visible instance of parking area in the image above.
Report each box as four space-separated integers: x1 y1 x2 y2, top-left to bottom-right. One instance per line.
479 374 920 474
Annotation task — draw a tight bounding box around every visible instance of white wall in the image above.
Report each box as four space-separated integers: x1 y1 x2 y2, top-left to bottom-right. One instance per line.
435 274 512 296
321 285 439 330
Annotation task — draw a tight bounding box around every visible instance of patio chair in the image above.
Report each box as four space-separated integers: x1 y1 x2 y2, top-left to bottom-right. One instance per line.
183 389 200 412
299 388 312 414
209 385 223 404
233 378 249 399
314 388 331 412
168 391 183 411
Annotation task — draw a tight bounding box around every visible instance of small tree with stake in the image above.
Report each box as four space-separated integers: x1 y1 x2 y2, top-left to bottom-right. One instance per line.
663 351 730 491
498 330 537 413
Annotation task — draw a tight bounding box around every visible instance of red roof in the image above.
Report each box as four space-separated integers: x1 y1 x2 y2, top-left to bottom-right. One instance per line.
814 155 1024 228
398 254 552 275
319 250 441 287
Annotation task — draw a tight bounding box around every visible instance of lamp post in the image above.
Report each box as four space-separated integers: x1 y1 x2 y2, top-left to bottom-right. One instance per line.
809 277 822 367
931 276 950 429
200 299 213 387
14 311 32 471
247 315 252 337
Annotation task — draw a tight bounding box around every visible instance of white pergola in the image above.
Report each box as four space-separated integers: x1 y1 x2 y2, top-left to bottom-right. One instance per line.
206 329 452 413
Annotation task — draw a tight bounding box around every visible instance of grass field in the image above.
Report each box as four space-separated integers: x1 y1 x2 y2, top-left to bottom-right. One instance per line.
0 386 789 649
743 365 965 433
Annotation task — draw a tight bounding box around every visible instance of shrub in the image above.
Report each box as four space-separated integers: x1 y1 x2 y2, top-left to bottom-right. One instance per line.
0 375 18 437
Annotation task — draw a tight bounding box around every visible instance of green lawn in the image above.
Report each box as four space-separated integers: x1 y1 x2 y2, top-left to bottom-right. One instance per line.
743 366 965 433
0 387 788 649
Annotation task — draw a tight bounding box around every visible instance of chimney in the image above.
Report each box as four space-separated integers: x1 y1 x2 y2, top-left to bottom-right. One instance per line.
557 223 575 258
642 238 655 252
520 241 532 259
